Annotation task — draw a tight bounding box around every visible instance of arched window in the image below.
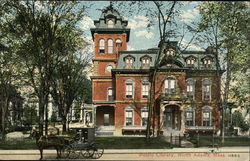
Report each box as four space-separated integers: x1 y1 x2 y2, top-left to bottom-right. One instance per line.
124 56 135 69
141 78 150 98
186 78 195 99
115 38 122 51
108 39 114 54
140 55 151 69
107 87 113 101
186 58 195 67
141 107 148 126
106 64 113 73
185 107 195 126
125 106 134 126
107 19 114 28
165 77 176 94
202 106 212 126
125 79 134 98
203 78 211 101
203 58 212 68
166 48 175 56
99 39 105 53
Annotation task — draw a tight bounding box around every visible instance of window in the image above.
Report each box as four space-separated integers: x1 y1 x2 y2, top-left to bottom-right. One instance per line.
202 106 212 126
203 59 211 68
187 58 195 67
166 48 175 56
99 39 105 53
107 19 114 28
125 106 133 126
125 79 134 98
108 88 113 101
141 107 148 126
165 77 176 94
106 64 113 73
125 56 134 69
186 78 195 99
185 107 195 126
142 79 150 98
203 78 211 100
108 39 114 54
141 56 151 69
115 39 122 51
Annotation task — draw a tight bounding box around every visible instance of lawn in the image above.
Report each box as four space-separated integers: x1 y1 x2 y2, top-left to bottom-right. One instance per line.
95 136 172 149
0 136 172 150
187 135 250 147
0 139 37 150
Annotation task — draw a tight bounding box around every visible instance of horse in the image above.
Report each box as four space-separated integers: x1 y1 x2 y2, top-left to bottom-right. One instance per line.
30 129 65 160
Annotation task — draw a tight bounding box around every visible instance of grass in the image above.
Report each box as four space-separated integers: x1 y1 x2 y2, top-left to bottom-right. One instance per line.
0 139 37 150
187 135 250 147
0 136 172 150
95 136 172 149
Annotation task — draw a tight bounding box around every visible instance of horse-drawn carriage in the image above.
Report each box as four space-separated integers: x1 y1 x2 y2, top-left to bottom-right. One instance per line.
31 127 104 160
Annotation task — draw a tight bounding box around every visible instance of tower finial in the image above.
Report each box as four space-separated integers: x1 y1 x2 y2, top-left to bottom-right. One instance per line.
110 1 113 8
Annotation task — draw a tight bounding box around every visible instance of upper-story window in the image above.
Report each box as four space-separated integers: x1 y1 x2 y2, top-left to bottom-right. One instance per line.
166 48 175 56
186 78 195 99
107 19 115 28
165 77 176 94
108 87 114 101
125 79 134 98
140 56 151 69
125 106 134 126
203 78 211 101
185 107 195 126
125 56 135 69
141 107 148 126
106 64 113 73
142 78 150 98
99 39 105 53
203 58 212 68
187 58 195 67
202 106 212 126
108 39 114 54
115 38 122 51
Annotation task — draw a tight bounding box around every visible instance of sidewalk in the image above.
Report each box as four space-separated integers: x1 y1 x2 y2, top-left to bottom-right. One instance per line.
0 147 249 160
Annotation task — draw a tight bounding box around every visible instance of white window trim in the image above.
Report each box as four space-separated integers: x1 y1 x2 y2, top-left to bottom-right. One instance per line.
105 64 113 73
201 106 212 126
186 78 196 100
164 76 176 94
125 79 134 98
99 39 105 53
202 78 212 101
107 87 113 101
141 107 148 126
141 82 150 98
125 106 134 126
185 107 195 126
107 39 114 54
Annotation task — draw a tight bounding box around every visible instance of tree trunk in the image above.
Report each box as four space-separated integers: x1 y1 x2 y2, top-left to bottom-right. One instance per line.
38 99 45 135
62 115 67 133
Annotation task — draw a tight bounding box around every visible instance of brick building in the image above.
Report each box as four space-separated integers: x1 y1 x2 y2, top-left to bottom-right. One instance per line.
90 6 223 136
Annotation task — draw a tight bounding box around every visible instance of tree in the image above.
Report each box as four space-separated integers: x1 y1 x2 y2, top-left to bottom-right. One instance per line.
1 0 88 134
50 53 90 132
198 1 249 142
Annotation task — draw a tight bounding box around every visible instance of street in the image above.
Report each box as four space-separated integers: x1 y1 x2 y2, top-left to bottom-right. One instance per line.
0 147 249 161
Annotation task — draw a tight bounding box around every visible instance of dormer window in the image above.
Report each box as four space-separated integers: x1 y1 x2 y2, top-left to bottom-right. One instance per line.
107 19 114 28
125 56 134 69
166 48 175 56
187 59 195 67
140 56 151 69
203 58 211 68
99 39 105 53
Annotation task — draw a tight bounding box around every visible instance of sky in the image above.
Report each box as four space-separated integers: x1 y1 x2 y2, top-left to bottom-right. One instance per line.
79 1 203 54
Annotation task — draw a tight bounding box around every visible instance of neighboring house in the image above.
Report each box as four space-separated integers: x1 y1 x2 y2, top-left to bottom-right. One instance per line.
90 6 223 136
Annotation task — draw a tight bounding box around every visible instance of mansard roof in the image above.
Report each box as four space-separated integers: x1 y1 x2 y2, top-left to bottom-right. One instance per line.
90 5 130 41
115 41 219 71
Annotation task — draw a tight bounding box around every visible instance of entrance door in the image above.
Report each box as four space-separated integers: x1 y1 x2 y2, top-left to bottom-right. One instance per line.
104 114 110 126
164 105 181 130
165 107 172 129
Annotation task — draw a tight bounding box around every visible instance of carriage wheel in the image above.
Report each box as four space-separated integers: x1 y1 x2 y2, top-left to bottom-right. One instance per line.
62 145 80 159
91 145 104 159
81 148 94 158
61 145 71 158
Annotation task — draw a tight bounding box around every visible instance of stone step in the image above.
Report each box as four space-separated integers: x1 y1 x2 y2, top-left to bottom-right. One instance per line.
96 131 114 136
